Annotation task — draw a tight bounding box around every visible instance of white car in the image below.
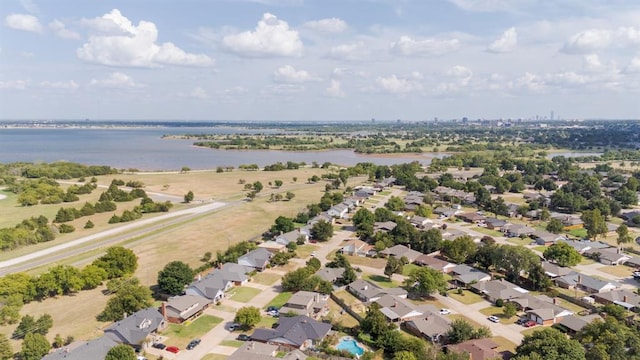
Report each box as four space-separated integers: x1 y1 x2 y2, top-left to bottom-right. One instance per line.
488 316 500 323
439 309 451 315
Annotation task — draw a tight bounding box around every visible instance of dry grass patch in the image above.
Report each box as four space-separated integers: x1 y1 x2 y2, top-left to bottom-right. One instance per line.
333 289 361 307
491 336 517 354
478 306 518 324
345 255 386 269
599 265 635 278
447 290 486 305
449 314 483 328
296 244 320 258
228 287 261 303
326 299 360 328
202 354 232 360
252 272 281 286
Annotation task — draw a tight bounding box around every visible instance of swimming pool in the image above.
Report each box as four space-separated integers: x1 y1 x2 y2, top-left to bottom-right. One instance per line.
336 337 365 357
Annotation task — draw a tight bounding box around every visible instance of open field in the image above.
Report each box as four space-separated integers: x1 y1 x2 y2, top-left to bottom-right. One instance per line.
326 298 360 327
333 289 361 306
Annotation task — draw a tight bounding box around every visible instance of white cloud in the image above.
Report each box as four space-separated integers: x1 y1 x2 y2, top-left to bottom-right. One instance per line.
303 18 347 33
325 80 345 97
4 13 42 33
0 80 28 89
508 72 545 93
78 9 213 67
191 87 209 99
447 0 532 12
582 54 604 72
328 42 369 61
544 72 589 87
217 86 249 96
262 84 305 95
273 65 321 83
222 13 302 57
626 57 640 73
49 19 80 40
20 0 39 14
390 35 460 56
488 27 517 53
446 65 473 84
562 26 640 54
375 74 423 94
39 80 79 90
90 72 144 88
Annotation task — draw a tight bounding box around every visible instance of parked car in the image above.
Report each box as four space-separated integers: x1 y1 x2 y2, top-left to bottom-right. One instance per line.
439 309 451 315
165 346 180 354
516 317 528 325
151 343 166 350
488 316 500 323
228 322 241 331
237 334 251 341
267 306 279 312
267 309 279 317
524 320 537 327
186 339 201 350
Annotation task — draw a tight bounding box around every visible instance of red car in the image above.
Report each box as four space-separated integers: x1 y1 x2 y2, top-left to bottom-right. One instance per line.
166 346 180 354
524 320 537 327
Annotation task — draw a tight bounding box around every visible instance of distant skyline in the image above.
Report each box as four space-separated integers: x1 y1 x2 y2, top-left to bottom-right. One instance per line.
1 0 639 121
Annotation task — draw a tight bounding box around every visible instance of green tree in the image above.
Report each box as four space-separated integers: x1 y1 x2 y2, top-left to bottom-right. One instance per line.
13 315 35 339
92 246 138 279
616 224 633 249
274 180 283 188
234 306 261 329
270 216 295 234
503 302 517 318
252 181 263 192
34 314 53 336
446 319 475 344
581 209 607 240
20 333 50 360
403 267 446 298
285 191 295 201
578 317 640 360
394 351 417 360
515 328 586 360
281 267 314 292
105 344 136 360
441 235 477 264
311 220 333 241
342 266 357 285
546 218 564 233
543 242 582 267
495 245 540 282
0 333 12 360
384 256 402 279
528 263 552 291
84 220 94 229
80 264 108 290
184 190 194 203
361 303 391 339
385 196 405 211
97 278 152 322
540 208 551 221
158 261 195 295
305 257 321 272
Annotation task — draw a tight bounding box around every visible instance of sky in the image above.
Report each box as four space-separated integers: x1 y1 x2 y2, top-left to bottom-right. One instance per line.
0 0 639 121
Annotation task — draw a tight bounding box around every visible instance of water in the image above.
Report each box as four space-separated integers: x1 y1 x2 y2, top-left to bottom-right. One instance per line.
336 338 364 356
0 127 446 171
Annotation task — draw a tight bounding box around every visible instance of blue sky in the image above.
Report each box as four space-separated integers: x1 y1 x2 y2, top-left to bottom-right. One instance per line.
1 0 639 121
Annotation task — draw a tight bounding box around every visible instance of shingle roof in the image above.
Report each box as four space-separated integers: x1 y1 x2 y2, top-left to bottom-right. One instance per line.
42 336 118 360
250 316 331 347
104 308 164 345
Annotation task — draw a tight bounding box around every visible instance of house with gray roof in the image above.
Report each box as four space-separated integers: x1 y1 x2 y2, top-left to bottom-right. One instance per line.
484 218 508 231
414 255 456 273
375 294 436 323
404 310 451 343
374 221 397 233
279 291 328 319
532 230 566 245
347 279 407 302
503 223 536 238
558 239 609 254
314 267 344 283
228 341 308 360
307 212 334 226
275 229 308 246
380 244 423 263
447 339 501 360
410 215 433 229
327 203 349 219
42 336 118 360
250 315 332 350
557 314 603 335
541 261 572 278
584 247 631 266
162 294 211 324
238 248 273 271
450 265 491 286
186 264 249 302
104 308 165 349
591 289 640 311
471 279 529 303
554 272 619 293
508 294 573 326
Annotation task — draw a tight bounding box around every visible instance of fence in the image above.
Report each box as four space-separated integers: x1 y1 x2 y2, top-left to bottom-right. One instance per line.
330 292 364 322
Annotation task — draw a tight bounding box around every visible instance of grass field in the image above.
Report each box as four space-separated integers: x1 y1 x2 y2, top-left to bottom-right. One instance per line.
449 314 483 328
201 354 228 360
256 315 278 328
228 287 261 303
599 265 634 278
164 315 223 348
345 255 386 268
492 336 517 354
333 289 361 306
265 291 293 309
532 245 548 253
402 263 421 276
474 228 504 237
363 274 401 288
220 340 244 347
252 272 281 286
507 237 533 246
326 298 360 327
447 289 486 305
478 306 518 324
296 244 320 258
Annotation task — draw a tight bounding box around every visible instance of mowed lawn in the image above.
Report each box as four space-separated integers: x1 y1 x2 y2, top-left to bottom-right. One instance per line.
252 272 281 286
448 289 486 305
265 292 293 309
228 287 261 302
164 314 223 348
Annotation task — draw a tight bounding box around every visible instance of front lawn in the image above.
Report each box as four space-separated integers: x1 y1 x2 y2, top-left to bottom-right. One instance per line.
229 287 261 302
599 265 634 278
252 272 281 285
220 340 244 348
265 291 293 309
256 315 278 328
164 315 223 347
478 306 519 324
201 355 229 360
532 245 548 253
447 289 486 305
474 227 504 237
296 244 320 258
363 273 402 288
402 263 422 276
333 289 361 306
449 314 483 328
568 228 588 238
492 336 517 354
507 237 533 246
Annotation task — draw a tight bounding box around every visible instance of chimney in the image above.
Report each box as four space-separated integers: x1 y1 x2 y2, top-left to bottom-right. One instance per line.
393 301 398 308
577 275 581 284
553 298 558 305
363 285 368 291
623 295 628 303
161 302 167 319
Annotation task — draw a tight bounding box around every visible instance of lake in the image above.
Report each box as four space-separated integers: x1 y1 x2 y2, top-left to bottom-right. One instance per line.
0 127 447 171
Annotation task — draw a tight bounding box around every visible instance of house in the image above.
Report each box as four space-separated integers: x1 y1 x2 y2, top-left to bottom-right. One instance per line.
509 294 573 325
279 291 329 319
447 339 501 360
374 221 397 233
354 187 377 198
433 207 461 218
220 262 251 285
551 214 584 229
541 261 572 278
380 244 423 263
376 177 396 188
621 210 640 222
484 218 508 231
404 310 451 343
228 341 308 360
457 212 486 224
238 248 273 271
327 204 349 219
307 212 334 226
275 229 308 246
503 224 535 238
554 272 619 293
557 314 603 335
258 241 287 253
442 229 471 241
532 230 566 245
250 315 332 350
584 247 631 266
414 255 456 273
314 267 344 283
410 215 433 229
557 239 608 254
347 279 407 302
591 289 640 311
450 264 491 286
187 264 248 302
43 337 118 360
104 308 166 349
343 196 364 209
162 294 211 324
339 239 373 257
471 279 529 303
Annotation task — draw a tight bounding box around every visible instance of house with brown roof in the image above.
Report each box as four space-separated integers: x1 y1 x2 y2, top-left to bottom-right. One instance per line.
508 294 573 326
584 247 631 266
339 239 373 257
250 315 332 350
414 254 456 273
447 339 501 360
347 279 407 302
228 341 307 360
380 244 423 263
404 309 452 343
457 212 486 224
541 261 572 278
557 314 603 335
471 279 529 303
374 295 427 323
279 291 329 319
162 294 211 324
374 221 397 233
410 215 433 229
